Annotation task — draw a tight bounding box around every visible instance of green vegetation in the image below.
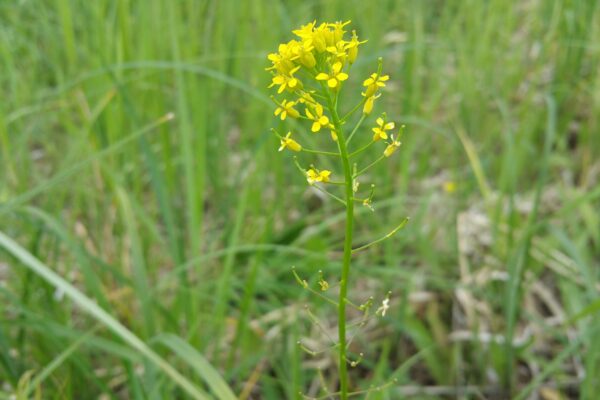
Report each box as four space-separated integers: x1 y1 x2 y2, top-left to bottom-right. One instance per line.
1 1 599 399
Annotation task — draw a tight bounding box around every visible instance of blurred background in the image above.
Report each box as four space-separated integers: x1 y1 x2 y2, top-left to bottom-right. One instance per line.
1 0 599 399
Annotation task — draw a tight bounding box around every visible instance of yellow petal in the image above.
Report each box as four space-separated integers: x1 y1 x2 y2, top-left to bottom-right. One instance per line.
337 72 349 81
327 78 338 88
385 122 395 130
332 62 342 74
315 73 329 81
311 122 320 132
376 117 384 126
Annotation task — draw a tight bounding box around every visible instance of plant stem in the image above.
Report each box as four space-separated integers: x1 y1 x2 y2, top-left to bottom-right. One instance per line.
324 90 353 400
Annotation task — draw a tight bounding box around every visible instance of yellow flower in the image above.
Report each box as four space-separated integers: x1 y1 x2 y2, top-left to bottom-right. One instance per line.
305 103 331 132
372 117 395 141
345 30 367 64
292 21 317 40
315 62 349 89
363 72 389 97
274 100 300 120
330 129 338 141
443 181 457 193
312 23 329 52
326 41 348 64
363 93 381 115
270 65 302 94
298 91 317 105
328 21 351 44
278 132 302 152
266 42 297 74
383 134 401 157
292 40 317 68
306 168 332 184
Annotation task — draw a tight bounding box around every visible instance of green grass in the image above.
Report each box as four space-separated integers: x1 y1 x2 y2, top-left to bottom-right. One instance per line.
1 0 599 398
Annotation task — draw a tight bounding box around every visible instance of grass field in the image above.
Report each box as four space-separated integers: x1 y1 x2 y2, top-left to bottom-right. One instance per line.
1 0 599 399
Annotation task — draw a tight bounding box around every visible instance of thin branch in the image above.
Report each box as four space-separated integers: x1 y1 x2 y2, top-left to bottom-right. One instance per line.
352 217 410 253
346 114 367 145
353 155 385 178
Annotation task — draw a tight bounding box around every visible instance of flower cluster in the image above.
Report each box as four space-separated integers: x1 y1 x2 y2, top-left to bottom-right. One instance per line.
267 20 403 190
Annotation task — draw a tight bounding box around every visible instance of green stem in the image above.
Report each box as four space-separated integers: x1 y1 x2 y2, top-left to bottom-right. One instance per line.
346 114 367 145
349 139 374 158
354 155 385 178
302 148 340 156
323 88 353 400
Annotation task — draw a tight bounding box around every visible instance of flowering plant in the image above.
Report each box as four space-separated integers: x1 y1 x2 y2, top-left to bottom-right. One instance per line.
267 20 408 399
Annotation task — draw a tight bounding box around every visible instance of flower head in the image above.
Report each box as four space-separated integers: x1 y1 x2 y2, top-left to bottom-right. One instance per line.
363 72 389 97
345 30 367 64
306 168 331 184
316 62 349 89
363 93 381 115
269 65 302 94
278 132 302 152
372 117 395 141
305 103 331 133
383 134 402 157
274 99 300 120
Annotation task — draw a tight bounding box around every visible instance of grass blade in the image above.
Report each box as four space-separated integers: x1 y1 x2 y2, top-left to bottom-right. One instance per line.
0 231 210 400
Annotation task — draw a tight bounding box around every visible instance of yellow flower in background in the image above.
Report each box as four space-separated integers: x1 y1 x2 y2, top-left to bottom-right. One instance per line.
372 117 395 141
316 62 349 89
278 132 302 152
363 72 389 97
383 134 402 157
306 168 331 184
444 181 457 193
274 99 300 120
305 103 331 132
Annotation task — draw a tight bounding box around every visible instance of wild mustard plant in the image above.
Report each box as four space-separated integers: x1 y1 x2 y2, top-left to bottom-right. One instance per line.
267 21 407 398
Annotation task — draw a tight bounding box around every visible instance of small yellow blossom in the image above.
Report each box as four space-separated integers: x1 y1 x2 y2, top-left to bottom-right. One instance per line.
292 21 317 40
292 40 317 68
316 62 349 89
328 20 351 43
330 129 338 141
297 91 317 106
278 132 302 152
363 73 389 97
311 23 330 52
319 279 329 291
326 41 348 64
306 168 331 184
363 93 381 115
305 103 331 132
383 134 401 157
443 181 457 193
345 30 367 64
270 65 302 94
372 117 395 141
266 42 297 74
274 99 300 120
